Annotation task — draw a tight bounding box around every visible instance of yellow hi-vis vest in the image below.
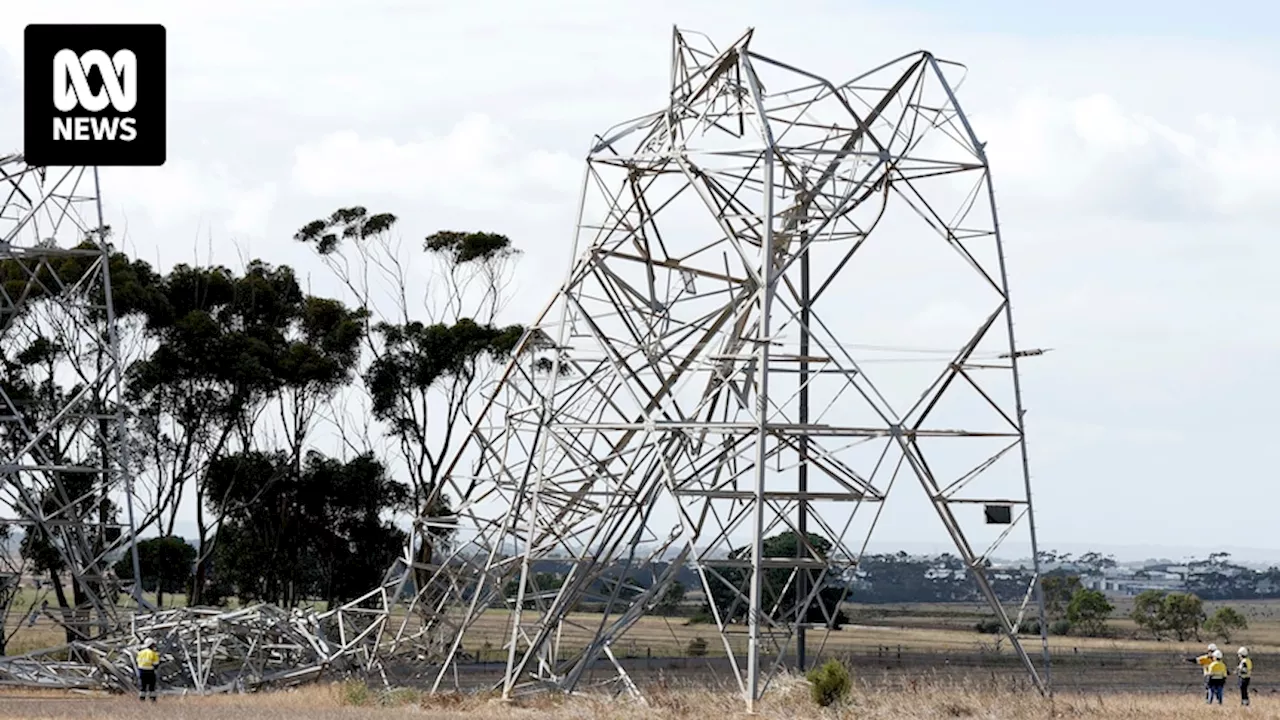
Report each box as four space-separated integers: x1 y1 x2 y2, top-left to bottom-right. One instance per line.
1208 660 1228 680
1239 658 1253 678
136 648 159 670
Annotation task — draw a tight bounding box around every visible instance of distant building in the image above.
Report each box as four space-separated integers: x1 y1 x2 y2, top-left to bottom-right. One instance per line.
1080 568 1186 596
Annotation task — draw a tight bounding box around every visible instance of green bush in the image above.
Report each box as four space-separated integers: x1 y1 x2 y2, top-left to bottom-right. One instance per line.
1205 607 1248 642
1050 619 1074 636
1066 588 1114 637
806 659 852 707
686 636 708 657
974 619 1002 634
339 678 372 706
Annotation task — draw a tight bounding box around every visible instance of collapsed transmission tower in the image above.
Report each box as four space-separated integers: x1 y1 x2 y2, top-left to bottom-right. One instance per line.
384 27 1051 709
0 155 143 641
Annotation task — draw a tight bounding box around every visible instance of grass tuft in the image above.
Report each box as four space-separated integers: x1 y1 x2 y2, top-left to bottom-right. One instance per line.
337 678 371 706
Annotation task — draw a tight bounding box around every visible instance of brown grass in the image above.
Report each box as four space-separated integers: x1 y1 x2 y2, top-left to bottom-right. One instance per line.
0 679 1257 719
2 598 1273 717
12 596 1280 659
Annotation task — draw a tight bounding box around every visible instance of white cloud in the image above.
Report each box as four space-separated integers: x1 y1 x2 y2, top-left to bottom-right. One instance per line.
289 114 581 214
982 92 1280 220
101 161 278 237
225 183 279 236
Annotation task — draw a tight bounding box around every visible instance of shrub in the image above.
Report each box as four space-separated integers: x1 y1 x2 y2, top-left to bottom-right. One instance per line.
686 636 708 657
1015 618 1073 635
806 658 852 707
974 619 1002 634
1131 590 1205 641
1205 606 1248 642
1066 588 1114 637
339 678 371 706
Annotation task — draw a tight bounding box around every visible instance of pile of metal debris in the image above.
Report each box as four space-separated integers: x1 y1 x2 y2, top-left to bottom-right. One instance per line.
0 545 454 695
0 600 388 693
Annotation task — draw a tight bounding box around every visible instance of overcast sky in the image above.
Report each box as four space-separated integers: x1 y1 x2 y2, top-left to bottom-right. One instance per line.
2 0 1277 560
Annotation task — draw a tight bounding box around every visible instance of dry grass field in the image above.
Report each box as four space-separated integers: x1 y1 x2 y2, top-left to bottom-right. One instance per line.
0 680 1266 720
5 596 1279 716
10 585 1280 650
14 593 1280 657
3 601 1246 662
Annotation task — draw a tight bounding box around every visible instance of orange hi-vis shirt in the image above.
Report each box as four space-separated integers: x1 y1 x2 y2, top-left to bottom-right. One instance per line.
1195 654 1214 675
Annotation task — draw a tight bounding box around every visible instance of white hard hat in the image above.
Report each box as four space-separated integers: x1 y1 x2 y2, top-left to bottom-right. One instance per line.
142 638 155 648
1212 649 1223 659
1239 647 1249 657
1208 643 1219 652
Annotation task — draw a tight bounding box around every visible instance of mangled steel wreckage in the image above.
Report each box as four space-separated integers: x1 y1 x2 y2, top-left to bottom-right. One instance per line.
0 552 452 692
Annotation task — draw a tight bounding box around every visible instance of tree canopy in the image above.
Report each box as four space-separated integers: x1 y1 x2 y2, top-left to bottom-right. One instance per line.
1066 588 1114 637
701 531 849 629
1204 606 1248 642
1131 590 1205 641
207 450 408 607
1 212 534 629
112 536 197 606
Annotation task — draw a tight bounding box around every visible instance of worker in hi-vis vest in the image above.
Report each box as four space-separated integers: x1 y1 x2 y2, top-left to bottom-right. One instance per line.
1206 650 1229 705
1237 647 1253 707
135 638 160 702
1187 643 1219 701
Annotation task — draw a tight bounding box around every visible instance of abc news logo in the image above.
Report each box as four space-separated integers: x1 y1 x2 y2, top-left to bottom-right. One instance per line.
24 24 166 167
53 49 139 142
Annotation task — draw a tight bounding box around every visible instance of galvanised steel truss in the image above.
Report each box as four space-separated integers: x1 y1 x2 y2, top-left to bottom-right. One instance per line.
0 155 144 641
0 595 395 693
388 28 1052 710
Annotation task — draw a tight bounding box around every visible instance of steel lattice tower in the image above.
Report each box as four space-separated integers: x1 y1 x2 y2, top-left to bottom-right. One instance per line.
0 154 143 641
379 28 1051 709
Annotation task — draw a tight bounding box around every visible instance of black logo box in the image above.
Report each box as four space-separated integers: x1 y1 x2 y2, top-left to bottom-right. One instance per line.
23 24 166 167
